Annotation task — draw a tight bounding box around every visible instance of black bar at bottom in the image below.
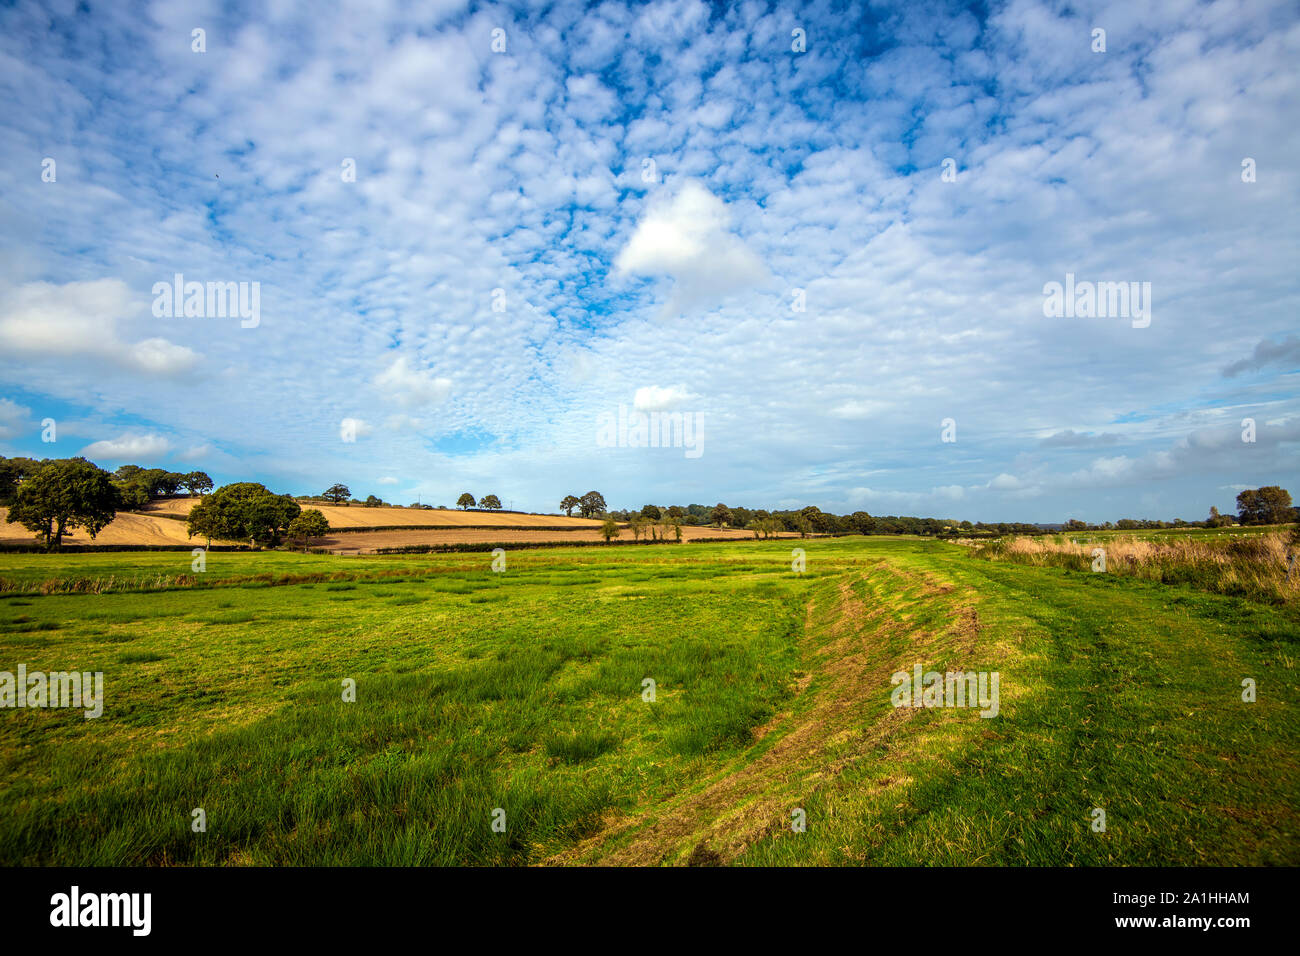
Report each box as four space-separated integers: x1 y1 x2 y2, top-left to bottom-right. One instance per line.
0 865 1277 942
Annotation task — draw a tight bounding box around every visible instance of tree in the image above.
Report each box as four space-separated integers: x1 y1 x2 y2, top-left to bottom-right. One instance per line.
323 483 351 504
640 504 662 520
364 495 383 508
113 480 151 510
1237 486 1293 525
457 492 476 510
1260 486 1295 524
186 500 221 548
711 503 731 528
0 457 42 504
187 482 301 547
666 516 683 541
800 505 831 534
579 491 607 518
848 511 875 535
1236 489 1259 524
287 509 330 548
182 471 214 496
600 518 620 542
5 458 120 550
560 495 580 517
481 494 502 510
131 468 182 497
628 516 646 542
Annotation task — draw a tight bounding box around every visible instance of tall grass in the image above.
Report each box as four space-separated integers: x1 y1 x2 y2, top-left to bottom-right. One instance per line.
966 530 1296 603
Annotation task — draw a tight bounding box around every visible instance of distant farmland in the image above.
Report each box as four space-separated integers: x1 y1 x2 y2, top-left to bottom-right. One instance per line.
0 500 777 552
141 498 608 529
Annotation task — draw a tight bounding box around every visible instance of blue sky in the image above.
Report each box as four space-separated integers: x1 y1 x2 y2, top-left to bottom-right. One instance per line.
0 0 1297 521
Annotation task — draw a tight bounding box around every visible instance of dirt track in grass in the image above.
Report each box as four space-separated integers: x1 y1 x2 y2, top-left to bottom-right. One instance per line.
543 561 982 866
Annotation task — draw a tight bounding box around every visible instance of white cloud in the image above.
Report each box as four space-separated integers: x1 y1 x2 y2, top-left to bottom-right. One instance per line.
0 398 30 440
847 485 965 508
374 356 452 408
633 384 693 411
129 338 199 375
0 280 198 376
81 433 173 461
377 475 399 485
1040 429 1120 448
614 181 766 313
830 400 891 420
339 418 373 441
176 444 212 462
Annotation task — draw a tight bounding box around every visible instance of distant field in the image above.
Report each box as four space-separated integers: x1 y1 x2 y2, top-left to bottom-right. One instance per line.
1 536 1294 865
0 506 240 548
2 499 737 552
141 498 607 529
321 525 774 553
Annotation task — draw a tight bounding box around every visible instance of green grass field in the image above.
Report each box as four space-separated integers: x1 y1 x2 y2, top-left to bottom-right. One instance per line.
1 537 1296 865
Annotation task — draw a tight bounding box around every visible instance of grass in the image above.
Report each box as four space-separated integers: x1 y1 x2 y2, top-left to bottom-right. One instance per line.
0 537 1295 865
966 529 1297 604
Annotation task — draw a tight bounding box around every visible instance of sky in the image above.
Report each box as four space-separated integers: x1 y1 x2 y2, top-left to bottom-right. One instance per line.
0 0 1297 522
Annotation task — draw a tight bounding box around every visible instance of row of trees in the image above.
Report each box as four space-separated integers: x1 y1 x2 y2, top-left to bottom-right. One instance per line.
600 486 1295 537
277 482 1297 532
317 486 403 509
1 457 211 507
113 467 213 509
112 465 213 501
600 502 988 537
560 492 608 518
187 482 329 547
318 485 510 511
626 514 684 542
1062 487 1294 532
456 493 503 510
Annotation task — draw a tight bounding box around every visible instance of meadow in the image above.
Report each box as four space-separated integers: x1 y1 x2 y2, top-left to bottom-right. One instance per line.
0 536 1296 866
967 527 1296 604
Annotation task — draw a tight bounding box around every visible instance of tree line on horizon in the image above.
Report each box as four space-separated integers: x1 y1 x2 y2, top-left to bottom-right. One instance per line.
0 454 1294 551
603 491 1296 538
310 484 509 512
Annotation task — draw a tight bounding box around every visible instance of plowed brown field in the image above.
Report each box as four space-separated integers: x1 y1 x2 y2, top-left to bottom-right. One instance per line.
320 525 774 553
0 506 238 546
2 500 781 552
141 499 604 529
